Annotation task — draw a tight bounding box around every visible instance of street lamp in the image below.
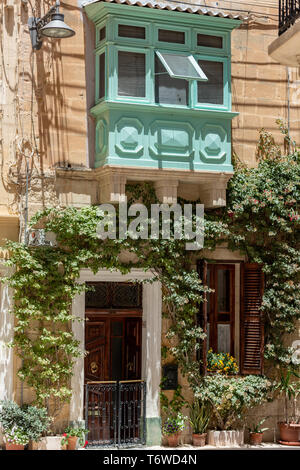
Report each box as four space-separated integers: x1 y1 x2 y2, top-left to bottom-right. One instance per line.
28 0 75 50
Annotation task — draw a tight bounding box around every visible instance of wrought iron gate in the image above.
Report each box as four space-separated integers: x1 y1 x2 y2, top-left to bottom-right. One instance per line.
85 380 146 447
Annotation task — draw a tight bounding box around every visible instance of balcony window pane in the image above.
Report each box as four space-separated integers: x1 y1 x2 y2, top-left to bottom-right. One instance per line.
197 34 223 48
156 51 207 80
99 27 106 42
118 24 146 39
99 53 105 100
155 55 188 106
158 29 185 44
197 60 223 105
118 51 146 97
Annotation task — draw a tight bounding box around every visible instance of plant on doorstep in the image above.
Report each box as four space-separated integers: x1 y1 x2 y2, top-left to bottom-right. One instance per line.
161 385 187 447
61 425 89 450
194 375 274 447
162 414 187 447
248 417 269 445
188 399 211 446
276 367 300 445
0 400 50 450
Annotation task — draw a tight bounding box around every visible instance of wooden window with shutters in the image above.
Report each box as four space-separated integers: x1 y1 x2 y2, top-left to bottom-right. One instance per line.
198 260 264 376
197 261 235 372
240 263 264 375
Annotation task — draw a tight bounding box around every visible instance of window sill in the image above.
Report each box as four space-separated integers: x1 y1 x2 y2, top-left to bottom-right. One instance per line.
91 100 238 119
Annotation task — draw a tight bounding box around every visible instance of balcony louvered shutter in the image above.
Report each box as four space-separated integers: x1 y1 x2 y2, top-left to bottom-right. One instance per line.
197 259 208 375
240 263 264 375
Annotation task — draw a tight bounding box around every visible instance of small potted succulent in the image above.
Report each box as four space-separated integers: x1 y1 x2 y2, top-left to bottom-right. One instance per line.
162 413 186 447
248 418 269 445
189 399 211 447
61 425 88 450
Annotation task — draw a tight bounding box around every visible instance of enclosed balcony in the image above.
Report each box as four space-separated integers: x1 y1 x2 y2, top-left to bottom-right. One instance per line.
82 0 242 207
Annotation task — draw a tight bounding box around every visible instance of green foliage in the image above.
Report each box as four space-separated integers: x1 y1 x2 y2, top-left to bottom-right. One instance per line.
188 399 212 434
0 400 50 443
206 125 300 369
160 385 187 417
3 195 207 415
248 417 269 434
276 367 300 422
194 375 274 430
61 425 89 447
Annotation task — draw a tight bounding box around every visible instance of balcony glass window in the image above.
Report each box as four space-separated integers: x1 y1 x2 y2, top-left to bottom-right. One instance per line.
118 51 146 97
197 60 223 105
158 29 185 44
197 34 223 48
98 52 105 100
155 54 189 106
118 24 146 39
156 51 207 81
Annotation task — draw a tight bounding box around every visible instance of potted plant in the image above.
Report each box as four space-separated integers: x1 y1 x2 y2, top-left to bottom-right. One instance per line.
0 400 51 450
61 425 88 450
188 399 211 447
162 413 186 447
160 384 187 447
194 374 274 447
3 426 30 450
248 418 269 445
276 367 300 445
0 400 50 450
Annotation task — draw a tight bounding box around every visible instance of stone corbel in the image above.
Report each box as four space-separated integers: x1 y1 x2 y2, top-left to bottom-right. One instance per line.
199 175 231 209
154 179 179 204
98 173 127 204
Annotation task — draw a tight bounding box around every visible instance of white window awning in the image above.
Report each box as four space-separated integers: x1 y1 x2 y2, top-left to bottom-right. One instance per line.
155 51 208 81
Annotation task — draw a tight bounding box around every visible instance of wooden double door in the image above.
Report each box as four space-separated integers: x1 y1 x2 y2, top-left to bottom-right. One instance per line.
85 312 142 382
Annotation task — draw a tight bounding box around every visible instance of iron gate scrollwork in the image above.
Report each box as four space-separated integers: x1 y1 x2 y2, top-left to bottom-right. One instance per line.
85 380 146 447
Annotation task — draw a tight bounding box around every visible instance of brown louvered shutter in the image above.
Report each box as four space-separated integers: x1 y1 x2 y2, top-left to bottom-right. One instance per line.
240 263 264 375
197 259 208 375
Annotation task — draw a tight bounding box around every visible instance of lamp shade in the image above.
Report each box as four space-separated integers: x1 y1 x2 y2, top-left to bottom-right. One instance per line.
40 13 75 39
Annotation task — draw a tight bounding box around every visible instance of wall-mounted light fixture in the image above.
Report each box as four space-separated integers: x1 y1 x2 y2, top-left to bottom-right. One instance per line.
28 0 75 50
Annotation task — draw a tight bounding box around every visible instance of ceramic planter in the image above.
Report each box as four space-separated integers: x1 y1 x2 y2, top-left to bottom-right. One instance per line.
192 433 206 447
28 436 62 450
5 443 25 450
207 430 244 447
278 422 300 445
166 433 180 447
249 432 263 445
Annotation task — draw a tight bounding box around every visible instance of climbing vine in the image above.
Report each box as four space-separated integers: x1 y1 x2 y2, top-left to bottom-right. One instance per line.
2 123 300 416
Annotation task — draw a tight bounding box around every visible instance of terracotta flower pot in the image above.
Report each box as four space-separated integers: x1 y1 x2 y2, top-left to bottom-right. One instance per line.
66 436 78 450
166 434 180 447
278 422 300 445
5 443 25 450
249 432 263 445
192 433 206 447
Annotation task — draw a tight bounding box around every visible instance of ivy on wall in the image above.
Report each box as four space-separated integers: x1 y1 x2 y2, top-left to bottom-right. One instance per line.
2 125 300 415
